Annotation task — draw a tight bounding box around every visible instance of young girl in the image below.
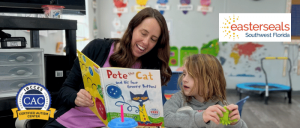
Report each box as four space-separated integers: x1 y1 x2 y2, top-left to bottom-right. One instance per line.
164 54 248 128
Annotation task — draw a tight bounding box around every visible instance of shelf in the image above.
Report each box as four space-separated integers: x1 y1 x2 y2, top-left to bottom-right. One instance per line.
0 16 77 30
0 16 77 70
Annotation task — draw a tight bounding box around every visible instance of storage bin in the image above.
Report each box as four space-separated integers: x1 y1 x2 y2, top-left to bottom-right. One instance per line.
0 49 43 65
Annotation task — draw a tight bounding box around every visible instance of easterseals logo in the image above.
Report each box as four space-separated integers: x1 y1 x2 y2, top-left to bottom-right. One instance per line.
220 15 240 40
219 13 291 42
11 83 56 120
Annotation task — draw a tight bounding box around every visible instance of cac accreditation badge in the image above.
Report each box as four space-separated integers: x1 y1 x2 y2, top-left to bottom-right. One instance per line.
11 83 56 120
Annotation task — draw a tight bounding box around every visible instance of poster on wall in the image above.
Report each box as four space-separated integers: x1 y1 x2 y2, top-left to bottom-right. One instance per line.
197 0 212 15
113 0 128 17
180 46 199 66
134 0 150 12
229 42 263 65
200 38 220 57
226 42 265 78
169 46 179 66
178 0 193 15
156 0 170 15
111 18 125 38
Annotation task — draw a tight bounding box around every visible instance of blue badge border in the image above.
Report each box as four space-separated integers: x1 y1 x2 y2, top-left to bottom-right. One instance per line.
15 83 52 111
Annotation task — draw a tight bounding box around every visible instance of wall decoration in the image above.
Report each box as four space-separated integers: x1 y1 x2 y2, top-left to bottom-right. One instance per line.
113 0 128 17
197 0 213 15
111 18 125 38
200 38 219 57
219 56 226 65
93 17 98 39
93 0 98 39
230 42 264 65
255 67 261 72
180 46 199 66
178 0 193 15
222 42 228 46
169 46 179 66
229 74 255 77
93 0 97 11
156 0 170 15
230 52 240 65
134 0 149 12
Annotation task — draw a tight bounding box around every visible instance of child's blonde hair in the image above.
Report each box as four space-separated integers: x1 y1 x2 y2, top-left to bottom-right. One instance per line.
178 54 227 105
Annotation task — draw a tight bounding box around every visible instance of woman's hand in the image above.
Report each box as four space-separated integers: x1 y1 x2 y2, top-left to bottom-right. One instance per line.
227 104 240 125
203 105 226 125
75 89 94 107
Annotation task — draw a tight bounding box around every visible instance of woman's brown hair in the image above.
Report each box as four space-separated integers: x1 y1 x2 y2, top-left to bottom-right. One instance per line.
178 54 227 105
109 7 171 86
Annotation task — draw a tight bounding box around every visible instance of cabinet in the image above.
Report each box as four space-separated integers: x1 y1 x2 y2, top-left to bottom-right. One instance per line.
0 48 44 98
0 16 77 125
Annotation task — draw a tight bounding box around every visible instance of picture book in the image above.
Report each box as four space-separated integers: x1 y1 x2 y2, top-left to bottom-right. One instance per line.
77 50 164 127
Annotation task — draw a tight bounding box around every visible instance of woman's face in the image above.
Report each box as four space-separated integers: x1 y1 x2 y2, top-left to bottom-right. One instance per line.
131 17 161 60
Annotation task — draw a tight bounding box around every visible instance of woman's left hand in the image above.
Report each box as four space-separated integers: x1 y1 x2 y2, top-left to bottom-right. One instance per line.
226 104 240 125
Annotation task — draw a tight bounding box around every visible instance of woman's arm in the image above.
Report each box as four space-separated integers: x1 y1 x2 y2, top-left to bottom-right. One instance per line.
56 58 82 108
164 92 208 128
56 39 107 108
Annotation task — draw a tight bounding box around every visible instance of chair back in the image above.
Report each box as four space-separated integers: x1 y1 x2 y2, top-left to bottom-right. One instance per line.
236 96 250 117
162 71 182 104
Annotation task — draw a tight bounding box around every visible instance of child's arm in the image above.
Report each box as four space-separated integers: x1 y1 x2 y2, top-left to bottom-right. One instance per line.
164 92 208 128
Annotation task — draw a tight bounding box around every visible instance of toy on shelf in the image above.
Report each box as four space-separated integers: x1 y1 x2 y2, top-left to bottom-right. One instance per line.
218 106 238 126
42 5 65 18
108 105 138 128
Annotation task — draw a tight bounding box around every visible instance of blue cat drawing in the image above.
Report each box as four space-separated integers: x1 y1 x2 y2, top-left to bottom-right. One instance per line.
130 91 151 124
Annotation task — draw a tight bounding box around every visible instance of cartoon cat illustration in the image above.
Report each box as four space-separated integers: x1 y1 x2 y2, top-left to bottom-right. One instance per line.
130 91 151 124
130 91 163 126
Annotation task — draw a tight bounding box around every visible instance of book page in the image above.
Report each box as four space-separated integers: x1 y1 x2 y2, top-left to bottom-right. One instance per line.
101 68 164 127
77 50 109 125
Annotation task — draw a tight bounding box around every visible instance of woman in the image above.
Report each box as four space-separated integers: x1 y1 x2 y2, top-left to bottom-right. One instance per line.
44 7 172 128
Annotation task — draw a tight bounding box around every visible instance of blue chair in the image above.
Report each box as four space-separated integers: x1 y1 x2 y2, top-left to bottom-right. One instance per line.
162 71 182 104
236 96 249 117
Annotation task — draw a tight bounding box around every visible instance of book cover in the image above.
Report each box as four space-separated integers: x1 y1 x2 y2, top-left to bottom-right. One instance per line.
77 50 109 125
77 50 164 127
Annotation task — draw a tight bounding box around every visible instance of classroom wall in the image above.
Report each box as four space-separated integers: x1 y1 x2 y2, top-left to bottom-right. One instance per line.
95 0 300 91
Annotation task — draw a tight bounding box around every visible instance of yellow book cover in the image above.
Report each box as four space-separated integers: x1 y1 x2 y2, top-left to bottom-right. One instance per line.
77 50 108 125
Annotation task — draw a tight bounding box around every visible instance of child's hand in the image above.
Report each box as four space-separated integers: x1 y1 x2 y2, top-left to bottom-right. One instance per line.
226 104 240 125
203 105 227 125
